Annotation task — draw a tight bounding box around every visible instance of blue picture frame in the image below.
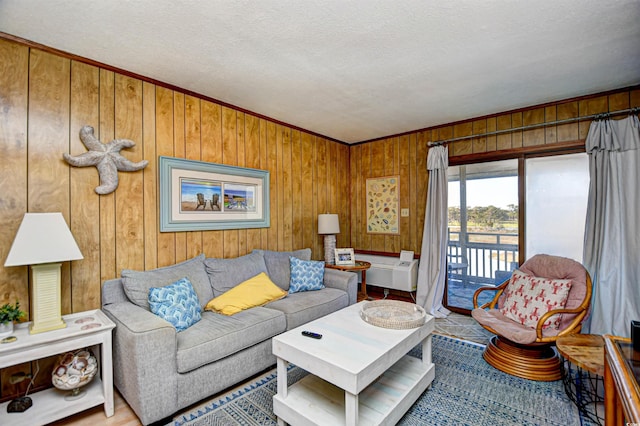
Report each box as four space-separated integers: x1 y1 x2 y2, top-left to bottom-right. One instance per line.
159 156 270 232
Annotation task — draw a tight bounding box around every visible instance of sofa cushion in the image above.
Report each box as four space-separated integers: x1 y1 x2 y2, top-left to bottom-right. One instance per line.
471 307 563 344
471 308 538 344
205 252 269 296
253 248 311 291
288 257 325 294
149 277 201 332
265 287 349 330
176 307 286 373
122 254 213 310
205 272 287 315
499 269 572 330
518 254 588 330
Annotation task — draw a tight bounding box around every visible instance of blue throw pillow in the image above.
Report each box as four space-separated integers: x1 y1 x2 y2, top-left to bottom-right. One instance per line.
149 277 201 332
288 257 325 294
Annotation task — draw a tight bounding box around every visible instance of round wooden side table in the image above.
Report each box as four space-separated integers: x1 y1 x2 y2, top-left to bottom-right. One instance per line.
556 334 605 425
325 260 371 298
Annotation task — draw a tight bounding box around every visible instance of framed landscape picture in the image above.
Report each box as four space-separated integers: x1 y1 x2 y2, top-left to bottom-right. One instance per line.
366 175 400 234
159 156 270 231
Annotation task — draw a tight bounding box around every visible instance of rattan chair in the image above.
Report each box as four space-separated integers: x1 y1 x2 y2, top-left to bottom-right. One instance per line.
471 254 592 381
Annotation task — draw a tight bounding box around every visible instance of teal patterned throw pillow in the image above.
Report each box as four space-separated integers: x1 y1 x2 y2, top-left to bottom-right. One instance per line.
149 277 201 332
288 257 325 294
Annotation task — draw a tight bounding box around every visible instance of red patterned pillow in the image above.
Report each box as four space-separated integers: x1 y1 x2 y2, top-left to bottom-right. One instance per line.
499 269 572 330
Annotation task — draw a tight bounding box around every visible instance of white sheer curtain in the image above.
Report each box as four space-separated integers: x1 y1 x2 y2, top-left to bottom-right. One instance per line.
416 145 450 318
583 114 640 336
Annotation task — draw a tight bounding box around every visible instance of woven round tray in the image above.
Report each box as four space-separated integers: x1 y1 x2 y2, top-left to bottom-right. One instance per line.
360 300 426 329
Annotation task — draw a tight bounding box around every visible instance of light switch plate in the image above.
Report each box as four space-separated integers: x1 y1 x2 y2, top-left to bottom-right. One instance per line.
401 208 409 217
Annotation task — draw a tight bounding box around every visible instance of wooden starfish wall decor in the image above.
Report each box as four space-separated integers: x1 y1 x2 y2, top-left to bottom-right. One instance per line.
63 126 149 195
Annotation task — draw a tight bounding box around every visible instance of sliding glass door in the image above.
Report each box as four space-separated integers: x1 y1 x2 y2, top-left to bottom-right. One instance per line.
446 160 519 311
445 153 588 313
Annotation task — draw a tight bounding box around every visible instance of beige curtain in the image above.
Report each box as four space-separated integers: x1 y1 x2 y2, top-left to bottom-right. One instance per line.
416 145 450 318
583 114 640 336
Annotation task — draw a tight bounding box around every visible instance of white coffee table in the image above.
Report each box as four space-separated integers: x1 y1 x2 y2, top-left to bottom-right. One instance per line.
272 301 435 426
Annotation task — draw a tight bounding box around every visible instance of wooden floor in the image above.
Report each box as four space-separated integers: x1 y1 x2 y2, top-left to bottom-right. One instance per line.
50 390 139 426
53 287 482 425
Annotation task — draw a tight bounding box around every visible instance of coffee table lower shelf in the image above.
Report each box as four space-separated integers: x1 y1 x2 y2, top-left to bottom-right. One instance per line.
274 355 434 426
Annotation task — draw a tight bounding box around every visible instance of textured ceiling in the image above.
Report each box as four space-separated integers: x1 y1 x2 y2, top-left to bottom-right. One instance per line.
1 1 639 143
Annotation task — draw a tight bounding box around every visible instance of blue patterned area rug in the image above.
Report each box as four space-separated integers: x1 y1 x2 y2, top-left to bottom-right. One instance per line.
171 334 591 426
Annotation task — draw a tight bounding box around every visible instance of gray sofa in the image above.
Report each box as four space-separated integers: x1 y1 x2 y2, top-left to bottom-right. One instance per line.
101 249 357 425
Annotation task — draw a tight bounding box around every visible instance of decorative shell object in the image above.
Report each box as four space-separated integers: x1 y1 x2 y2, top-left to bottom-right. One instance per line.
52 349 98 397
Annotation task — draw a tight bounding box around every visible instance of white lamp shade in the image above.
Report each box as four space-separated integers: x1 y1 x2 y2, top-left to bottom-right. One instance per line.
4 213 84 266
318 214 340 235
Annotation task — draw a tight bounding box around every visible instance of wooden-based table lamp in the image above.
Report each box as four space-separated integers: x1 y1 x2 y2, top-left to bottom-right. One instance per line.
4 213 83 334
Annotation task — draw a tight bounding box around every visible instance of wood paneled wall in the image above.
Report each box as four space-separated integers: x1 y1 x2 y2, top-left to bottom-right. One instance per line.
0 38 351 321
349 87 640 255
349 134 428 255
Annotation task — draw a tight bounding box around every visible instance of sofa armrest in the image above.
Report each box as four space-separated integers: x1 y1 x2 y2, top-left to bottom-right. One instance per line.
102 278 129 305
323 268 358 305
102 301 178 424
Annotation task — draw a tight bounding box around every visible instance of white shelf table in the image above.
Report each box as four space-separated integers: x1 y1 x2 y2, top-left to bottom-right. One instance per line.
0 309 115 425
273 302 434 426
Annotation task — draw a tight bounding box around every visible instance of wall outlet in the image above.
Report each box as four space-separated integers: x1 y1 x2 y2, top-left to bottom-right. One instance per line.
401 208 409 217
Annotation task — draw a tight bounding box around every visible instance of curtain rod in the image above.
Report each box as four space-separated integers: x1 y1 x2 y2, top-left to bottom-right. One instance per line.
427 107 640 147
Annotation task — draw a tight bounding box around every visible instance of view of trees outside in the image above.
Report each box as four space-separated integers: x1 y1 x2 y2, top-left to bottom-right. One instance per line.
448 172 519 246
448 204 518 230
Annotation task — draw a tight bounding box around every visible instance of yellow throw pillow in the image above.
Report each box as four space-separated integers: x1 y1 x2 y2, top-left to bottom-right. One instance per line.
205 272 287 315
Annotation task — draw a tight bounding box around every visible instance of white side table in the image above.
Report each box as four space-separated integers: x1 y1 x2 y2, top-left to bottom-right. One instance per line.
0 309 115 424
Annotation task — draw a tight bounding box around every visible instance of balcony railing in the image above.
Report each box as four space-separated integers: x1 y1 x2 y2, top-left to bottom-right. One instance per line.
447 229 519 287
